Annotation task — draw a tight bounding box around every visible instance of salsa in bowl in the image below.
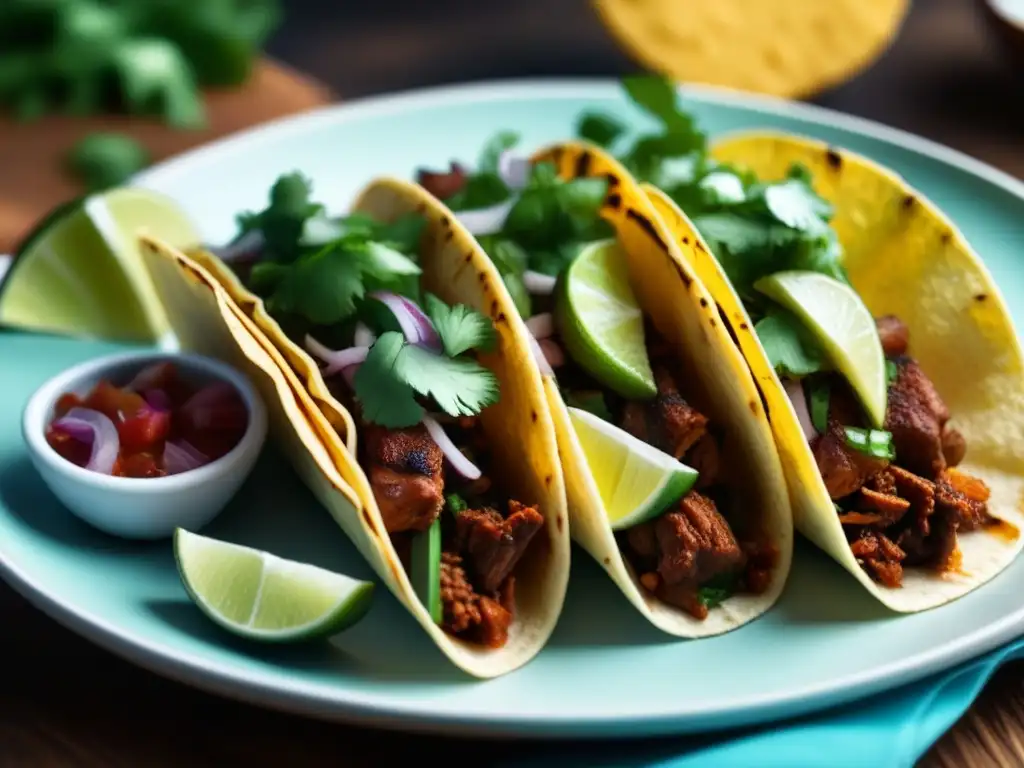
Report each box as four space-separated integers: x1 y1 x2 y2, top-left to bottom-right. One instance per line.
22 351 268 539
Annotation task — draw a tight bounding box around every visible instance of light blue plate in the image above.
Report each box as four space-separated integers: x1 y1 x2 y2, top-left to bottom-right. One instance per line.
3 80 1024 740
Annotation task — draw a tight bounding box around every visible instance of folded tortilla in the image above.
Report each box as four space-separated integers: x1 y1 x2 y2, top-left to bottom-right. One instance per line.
641 130 1024 611
137 175 572 678
525 141 793 636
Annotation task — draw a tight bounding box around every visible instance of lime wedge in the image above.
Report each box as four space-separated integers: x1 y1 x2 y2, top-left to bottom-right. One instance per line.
754 270 887 428
0 188 200 344
568 407 698 530
555 238 656 399
174 529 375 642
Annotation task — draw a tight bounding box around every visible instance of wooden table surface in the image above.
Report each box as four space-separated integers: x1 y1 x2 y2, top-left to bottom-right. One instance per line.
5 0 1024 765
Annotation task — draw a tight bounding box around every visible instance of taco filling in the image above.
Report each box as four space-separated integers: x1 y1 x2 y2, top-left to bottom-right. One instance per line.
577 76 999 588
209 174 544 647
416 140 778 619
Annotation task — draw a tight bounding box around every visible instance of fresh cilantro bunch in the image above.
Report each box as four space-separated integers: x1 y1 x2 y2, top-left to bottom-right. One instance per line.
232 173 426 336
0 0 280 126
230 172 500 430
475 160 613 317
444 130 520 212
353 295 499 429
576 75 849 378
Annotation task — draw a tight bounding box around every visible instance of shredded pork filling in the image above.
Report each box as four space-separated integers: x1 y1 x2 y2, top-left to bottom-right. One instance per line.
361 418 543 648
812 315 995 588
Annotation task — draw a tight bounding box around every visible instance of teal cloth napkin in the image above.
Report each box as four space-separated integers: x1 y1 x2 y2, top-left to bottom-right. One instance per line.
502 639 1024 768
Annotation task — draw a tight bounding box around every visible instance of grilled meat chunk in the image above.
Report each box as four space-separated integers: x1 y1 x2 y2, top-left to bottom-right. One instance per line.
454 501 544 593
876 315 910 358
884 357 951 479
851 530 905 588
439 552 515 648
416 162 467 200
812 416 890 500
620 367 708 459
366 426 444 533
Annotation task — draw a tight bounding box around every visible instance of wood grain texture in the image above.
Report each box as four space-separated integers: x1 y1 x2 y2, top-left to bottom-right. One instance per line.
0 59 332 254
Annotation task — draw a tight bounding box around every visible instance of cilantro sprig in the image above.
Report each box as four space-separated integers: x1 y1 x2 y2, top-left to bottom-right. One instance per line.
353 304 500 429
232 173 426 331
576 75 851 379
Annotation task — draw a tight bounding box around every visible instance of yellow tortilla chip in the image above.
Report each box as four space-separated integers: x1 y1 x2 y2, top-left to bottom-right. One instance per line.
594 0 910 99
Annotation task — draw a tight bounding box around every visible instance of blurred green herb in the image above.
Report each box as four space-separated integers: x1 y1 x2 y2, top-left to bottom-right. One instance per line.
0 0 282 127
65 131 149 190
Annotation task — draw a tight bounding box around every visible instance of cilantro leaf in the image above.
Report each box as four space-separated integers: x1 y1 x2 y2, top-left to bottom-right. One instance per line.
445 172 510 212
241 172 324 262
353 331 500 428
65 131 149 191
357 241 422 281
622 75 690 130
759 178 833 232
111 38 205 128
577 113 625 148
376 213 427 253
395 343 499 419
478 130 520 173
754 308 825 377
501 272 532 319
352 333 424 428
264 242 366 326
424 294 497 357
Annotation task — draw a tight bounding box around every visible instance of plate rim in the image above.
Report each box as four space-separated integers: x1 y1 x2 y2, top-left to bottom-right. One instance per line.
5 78 1024 739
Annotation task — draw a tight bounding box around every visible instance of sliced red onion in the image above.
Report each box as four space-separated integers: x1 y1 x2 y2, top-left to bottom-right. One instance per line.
163 439 209 475
538 339 565 369
142 388 171 411
369 291 441 350
783 378 817 442
523 270 557 295
526 333 553 376
354 322 376 348
52 407 119 475
180 381 240 430
305 335 370 376
209 229 265 263
498 151 530 190
525 312 554 340
453 199 514 237
422 414 481 480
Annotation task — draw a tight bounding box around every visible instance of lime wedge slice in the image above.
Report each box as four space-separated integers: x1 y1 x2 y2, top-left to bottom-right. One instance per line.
0 188 200 344
174 529 375 642
568 407 698 530
555 238 656 399
754 270 887 428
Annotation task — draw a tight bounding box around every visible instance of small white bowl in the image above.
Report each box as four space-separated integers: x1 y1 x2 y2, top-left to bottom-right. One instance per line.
22 351 268 540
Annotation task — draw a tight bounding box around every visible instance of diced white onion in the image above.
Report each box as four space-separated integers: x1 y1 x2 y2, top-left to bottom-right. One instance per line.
523 270 557 295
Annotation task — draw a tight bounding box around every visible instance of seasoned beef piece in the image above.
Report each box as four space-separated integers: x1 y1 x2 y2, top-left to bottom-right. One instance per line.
654 491 744 586
935 477 992 532
876 315 910 358
366 426 444 533
854 487 910 524
851 531 905 587
440 552 480 634
626 523 658 565
890 465 936 539
476 594 514 648
454 501 544 593
686 433 721 490
439 552 514 647
812 417 889 499
941 427 967 468
867 469 897 496
416 162 467 201
656 581 708 620
740 540 779 595
885 358 951 478
620 367 708 459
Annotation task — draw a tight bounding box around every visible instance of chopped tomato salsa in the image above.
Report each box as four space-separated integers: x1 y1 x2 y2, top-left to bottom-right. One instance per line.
45 361 249 478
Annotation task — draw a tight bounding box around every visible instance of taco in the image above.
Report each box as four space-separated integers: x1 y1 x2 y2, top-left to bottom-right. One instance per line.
575 77 1023 610
138 173 571 678
411 134 793 635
